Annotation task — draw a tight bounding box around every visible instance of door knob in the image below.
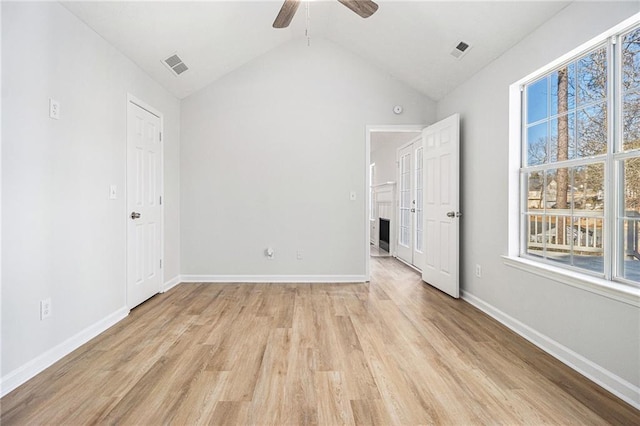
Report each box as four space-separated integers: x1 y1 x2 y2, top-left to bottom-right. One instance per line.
131 212 141 219
446 211 455 218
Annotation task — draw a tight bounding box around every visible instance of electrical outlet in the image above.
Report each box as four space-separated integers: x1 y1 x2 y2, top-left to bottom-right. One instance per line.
475 264 482 278
49 99 60 120
297 250 304 260
40 298 52 320
266 247 275 259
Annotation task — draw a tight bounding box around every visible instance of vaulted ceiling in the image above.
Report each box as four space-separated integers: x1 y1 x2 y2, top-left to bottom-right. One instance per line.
62 1 571 100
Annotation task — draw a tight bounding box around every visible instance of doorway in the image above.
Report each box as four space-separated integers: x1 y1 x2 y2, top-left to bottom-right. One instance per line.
126 95 164 309
366 126 424 278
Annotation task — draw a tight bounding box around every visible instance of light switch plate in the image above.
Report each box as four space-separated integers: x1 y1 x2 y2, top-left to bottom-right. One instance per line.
109 185 117 199
49 99 60 120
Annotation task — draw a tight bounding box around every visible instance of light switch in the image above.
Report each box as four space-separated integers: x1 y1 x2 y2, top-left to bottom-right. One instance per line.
109 185 117 199
49 99 60 120
350 191 357 201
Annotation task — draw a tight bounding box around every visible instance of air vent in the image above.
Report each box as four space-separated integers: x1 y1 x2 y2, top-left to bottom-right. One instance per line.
450 41 471 59
162 53 189 76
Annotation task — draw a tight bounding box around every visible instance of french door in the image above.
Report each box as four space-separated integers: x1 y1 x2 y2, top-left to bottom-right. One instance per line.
396 137 424 270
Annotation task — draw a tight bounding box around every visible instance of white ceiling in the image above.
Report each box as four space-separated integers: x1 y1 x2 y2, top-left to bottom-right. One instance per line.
62 0 571 100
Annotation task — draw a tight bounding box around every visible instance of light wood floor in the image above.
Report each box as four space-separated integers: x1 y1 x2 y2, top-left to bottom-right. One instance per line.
2 257 639 425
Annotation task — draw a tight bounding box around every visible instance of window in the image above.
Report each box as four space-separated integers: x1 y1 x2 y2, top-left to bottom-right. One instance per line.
519 23 640 287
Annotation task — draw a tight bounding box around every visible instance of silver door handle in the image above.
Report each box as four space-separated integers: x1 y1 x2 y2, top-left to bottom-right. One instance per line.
446 211 455 218
131 212 141 219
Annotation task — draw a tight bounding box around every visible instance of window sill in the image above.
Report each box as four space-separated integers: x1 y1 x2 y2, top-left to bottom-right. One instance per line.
502 256 640 307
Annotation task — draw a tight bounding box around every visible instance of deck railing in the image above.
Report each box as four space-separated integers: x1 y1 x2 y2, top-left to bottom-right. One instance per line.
527 210 603 254
528 211 640 258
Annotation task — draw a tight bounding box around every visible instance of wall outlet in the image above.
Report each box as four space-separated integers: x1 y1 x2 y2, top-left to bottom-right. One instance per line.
296 250 304 260
40 298 52 320
265 247 275 259
475 264 482 278
49 99 60 120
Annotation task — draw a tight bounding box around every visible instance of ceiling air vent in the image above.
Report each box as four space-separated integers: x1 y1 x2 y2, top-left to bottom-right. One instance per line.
450 41 471 59
163 54 189 76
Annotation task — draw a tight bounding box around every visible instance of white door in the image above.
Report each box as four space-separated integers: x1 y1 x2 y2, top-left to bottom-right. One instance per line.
127 100 162 308
397 142 414 264
413 144 425 270
396 138 424 269
422 114 460 298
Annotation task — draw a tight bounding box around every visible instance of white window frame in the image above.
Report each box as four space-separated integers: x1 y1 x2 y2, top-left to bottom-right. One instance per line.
505 13 640 307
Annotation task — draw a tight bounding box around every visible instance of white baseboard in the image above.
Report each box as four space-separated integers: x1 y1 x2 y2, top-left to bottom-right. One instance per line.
0 307 129 398
162 275 181 292
180 275 367 283
461 291 640 410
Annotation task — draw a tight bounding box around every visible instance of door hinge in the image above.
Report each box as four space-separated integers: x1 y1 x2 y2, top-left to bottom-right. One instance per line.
160 259 162 269
159 195 162 205
159 132 162 142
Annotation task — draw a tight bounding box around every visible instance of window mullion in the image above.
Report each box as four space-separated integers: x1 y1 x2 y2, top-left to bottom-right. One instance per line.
614 33 625 282
603 36 617 281
520 88 527 257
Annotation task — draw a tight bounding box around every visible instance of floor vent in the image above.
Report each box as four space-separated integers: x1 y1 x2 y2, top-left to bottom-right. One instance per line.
450 41 471 59
163 54 189 76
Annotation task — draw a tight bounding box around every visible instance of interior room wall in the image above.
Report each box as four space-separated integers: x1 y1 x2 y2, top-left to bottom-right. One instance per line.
1 1 180 391
370 132 421 185
180 37 436 279
436 1 640 405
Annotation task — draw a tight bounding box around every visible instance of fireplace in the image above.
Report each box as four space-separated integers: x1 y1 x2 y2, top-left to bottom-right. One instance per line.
379 218 390 252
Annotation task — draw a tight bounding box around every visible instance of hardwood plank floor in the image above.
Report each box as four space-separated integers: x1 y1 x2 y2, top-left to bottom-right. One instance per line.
2 257 639 425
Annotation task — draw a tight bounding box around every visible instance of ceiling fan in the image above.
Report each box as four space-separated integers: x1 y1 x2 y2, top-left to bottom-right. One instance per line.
273 0 379 29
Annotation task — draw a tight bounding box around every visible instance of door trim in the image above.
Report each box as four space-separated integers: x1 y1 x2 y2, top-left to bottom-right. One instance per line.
365 124 427 281
126 93 164 308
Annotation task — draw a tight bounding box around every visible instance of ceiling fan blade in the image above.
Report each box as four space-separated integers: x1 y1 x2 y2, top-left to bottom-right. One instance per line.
337 0 379 19
273 0 301 28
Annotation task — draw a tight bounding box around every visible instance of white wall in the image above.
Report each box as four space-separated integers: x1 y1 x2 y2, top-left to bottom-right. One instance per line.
181 38 436 278
437 1 640 405
1 1 180 387
371 132 421 186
